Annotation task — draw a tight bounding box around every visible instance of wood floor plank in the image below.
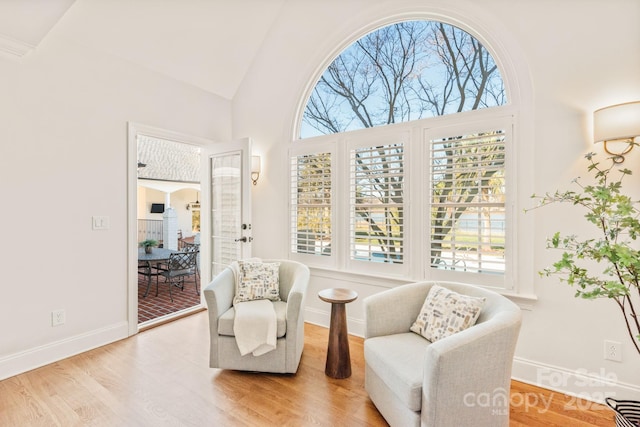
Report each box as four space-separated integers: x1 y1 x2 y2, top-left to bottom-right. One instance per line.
510 380 614 427
0 311 616 426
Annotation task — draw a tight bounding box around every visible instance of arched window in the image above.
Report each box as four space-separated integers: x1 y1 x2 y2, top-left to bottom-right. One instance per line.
290 20 514 290
301 21 506 138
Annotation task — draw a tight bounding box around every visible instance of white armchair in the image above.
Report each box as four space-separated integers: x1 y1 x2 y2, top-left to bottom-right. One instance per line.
364 281 522 427
203 259 310 374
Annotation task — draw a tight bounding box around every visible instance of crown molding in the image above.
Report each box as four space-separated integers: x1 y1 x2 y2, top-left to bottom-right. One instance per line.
0 33 35 59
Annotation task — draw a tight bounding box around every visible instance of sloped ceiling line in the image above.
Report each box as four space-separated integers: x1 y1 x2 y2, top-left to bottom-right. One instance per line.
0 32 34 59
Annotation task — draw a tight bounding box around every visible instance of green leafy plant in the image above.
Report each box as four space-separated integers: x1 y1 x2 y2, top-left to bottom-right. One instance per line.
529 152 640 357
139 239 159 248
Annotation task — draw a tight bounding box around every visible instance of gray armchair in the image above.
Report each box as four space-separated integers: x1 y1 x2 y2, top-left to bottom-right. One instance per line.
203 259 310 374
364 281 522 427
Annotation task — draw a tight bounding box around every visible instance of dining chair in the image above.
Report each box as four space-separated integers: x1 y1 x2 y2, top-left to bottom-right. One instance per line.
138 260 161 297
182 244 200 282
159 250 199 302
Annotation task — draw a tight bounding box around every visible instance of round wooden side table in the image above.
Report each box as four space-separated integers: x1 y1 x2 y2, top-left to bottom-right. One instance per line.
318 288 358 379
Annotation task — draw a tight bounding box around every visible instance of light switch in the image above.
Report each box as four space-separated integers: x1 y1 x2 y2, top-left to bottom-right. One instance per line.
92 216 110 230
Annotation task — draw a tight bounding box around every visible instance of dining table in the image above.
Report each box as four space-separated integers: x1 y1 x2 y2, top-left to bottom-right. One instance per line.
138 247 178 297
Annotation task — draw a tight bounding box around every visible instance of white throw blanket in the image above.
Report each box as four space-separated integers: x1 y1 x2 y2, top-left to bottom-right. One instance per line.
233 299 277 356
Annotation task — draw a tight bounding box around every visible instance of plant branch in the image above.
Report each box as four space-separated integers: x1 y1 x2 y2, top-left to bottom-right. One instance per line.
531 152 640 357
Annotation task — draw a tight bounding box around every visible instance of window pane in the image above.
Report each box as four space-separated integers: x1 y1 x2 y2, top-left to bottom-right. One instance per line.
430 131 505 274
301 20 505 138
290 153 332 255
211 153 242 274
350 144 404 263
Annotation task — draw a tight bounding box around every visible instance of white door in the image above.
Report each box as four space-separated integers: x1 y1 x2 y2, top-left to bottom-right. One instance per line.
200 138 253 281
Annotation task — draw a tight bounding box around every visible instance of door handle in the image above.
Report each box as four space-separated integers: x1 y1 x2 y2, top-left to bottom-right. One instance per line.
234 236 253 243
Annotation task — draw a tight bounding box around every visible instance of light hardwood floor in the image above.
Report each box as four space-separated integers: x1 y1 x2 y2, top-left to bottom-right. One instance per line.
0 311 615 426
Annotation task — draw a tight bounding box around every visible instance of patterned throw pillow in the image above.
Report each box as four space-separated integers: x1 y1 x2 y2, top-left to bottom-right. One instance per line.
233 260 281 305
410 284 486 342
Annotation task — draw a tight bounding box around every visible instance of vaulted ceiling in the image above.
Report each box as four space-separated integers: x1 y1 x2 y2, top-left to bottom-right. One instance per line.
0 0 285 100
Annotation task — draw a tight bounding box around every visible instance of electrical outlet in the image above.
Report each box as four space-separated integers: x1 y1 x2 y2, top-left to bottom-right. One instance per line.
51 309 65 327
604 340 622 362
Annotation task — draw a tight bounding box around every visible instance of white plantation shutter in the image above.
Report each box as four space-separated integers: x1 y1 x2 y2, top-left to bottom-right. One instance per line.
349 143 404 264
290 115 516 291
290 152 332 256
210 153 243 274
429 130 506 275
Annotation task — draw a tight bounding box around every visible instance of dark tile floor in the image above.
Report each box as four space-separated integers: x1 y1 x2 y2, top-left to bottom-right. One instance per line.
138 272 201 324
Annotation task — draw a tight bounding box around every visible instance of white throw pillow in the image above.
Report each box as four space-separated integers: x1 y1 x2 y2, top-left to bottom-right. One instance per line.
233 260 281 305
410 284 485 342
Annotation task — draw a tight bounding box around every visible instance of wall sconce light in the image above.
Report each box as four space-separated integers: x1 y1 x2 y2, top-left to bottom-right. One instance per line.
594 101 640 163
186 192 200 210
251 155 261 185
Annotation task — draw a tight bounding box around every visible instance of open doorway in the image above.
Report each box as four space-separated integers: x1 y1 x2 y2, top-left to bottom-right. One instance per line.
129 124 207 330
127 124 254 336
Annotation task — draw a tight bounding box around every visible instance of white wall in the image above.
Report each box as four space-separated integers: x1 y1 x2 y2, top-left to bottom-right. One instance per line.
138 187 200 237
234 0 640 401
0 30 231 376
170 189 201 237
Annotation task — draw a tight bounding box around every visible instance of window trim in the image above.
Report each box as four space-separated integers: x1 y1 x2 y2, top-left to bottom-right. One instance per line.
289 107 519 289
291 12 522 142
423 115 514 291
343 129 411 277
287 11 536 299
289 139 337 270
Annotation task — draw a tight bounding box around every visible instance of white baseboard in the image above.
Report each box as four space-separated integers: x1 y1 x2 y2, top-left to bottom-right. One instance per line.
13 315 637 410
303 312 640 405
305 307 365 337
512 356 640 404
0 321 129 381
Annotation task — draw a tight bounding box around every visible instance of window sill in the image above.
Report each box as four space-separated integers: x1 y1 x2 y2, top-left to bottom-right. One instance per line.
306 265 538 310
308 265 411 289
